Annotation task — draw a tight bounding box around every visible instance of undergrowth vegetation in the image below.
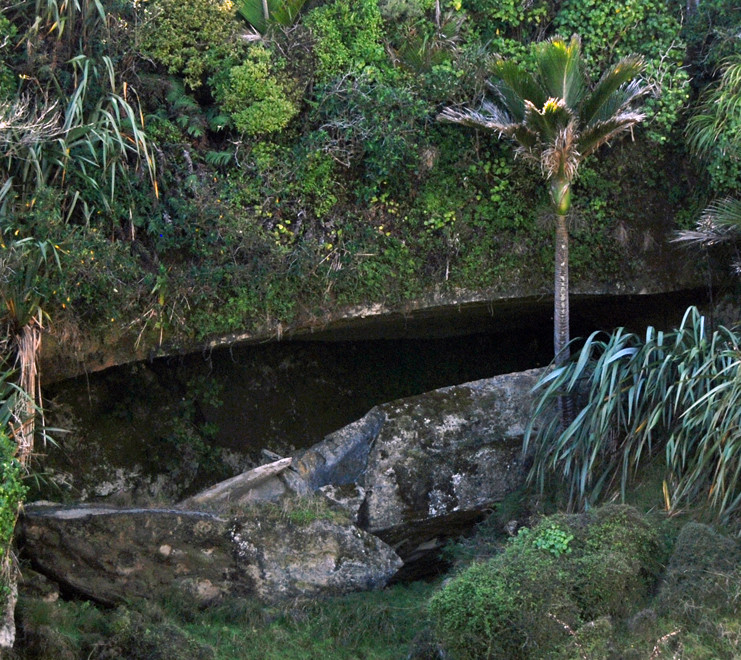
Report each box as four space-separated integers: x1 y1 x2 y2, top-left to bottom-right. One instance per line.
431 505 662 659
430 504 741 659
13 580 436 659
0 0 728 348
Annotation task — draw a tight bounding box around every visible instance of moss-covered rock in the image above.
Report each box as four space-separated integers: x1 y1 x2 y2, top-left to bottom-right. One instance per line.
657 522 741 623
574 505 662 620
430 505 660 659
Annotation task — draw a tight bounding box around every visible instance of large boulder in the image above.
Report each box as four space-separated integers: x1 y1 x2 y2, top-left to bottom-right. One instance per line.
18 501 401 606
293 368 544 564
229 511 402 603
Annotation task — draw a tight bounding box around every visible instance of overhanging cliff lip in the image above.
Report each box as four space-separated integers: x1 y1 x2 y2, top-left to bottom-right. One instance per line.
40 284 708 385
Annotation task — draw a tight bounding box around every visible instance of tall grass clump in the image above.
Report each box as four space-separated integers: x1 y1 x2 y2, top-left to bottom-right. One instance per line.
525 306 741 521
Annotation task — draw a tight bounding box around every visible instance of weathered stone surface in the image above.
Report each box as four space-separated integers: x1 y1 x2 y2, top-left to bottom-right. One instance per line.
180 458 293 510
294 368 545 563
362 370 540 549
294 409 386 492
19 505 232 606
18 501 401 606
20 366 544 599
229 515 402 603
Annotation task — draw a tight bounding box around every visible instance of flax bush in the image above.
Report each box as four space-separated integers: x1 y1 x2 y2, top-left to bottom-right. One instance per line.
526 306 741 521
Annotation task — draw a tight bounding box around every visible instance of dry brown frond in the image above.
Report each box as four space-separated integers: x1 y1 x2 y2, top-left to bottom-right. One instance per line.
0 96 63 156
10 320 43 467
541 119 580 181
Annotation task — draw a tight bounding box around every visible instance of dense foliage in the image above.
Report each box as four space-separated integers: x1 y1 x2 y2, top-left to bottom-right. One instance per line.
526 307 741 521
0 0 726 348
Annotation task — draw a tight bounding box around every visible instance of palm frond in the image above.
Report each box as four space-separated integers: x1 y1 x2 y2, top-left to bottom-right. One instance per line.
437 104 515 135
582 56 645 125
702 197 741 230
489 60 546 122
672 198 741 249
590 79 646 125
535 35 586 109
238 0 308 33
577 111 645 158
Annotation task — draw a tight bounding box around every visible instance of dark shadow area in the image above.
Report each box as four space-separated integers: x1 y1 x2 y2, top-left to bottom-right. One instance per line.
40 289 707 501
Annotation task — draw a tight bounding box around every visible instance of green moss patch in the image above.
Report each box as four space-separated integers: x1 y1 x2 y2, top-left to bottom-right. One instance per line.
430 505 661 659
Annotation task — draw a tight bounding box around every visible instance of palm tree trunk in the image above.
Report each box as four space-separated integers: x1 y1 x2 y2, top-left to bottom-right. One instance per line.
554 210 576 428
554 211 570 367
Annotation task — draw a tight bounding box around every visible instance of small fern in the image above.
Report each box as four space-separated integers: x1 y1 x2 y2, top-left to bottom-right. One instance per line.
205 150 234 167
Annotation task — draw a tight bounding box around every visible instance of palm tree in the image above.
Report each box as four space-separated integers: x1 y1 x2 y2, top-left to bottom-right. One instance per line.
439 35 646 369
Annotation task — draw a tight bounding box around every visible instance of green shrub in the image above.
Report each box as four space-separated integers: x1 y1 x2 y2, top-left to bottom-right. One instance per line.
462 0 550 53
216 45 300 136
0 16 17 99
554 0 690 143
310 75 428 198
304 0 387 82
0 431 26 602
430 506 659 659
430 546 575 659
139 0 243 89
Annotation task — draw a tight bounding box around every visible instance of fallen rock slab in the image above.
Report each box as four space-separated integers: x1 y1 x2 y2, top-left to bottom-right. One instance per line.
179 457 293 510
293 368 545 564
19 501 401 606
20 505 231 606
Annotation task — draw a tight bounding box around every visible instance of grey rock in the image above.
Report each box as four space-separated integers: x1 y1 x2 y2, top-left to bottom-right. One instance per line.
20 505 232 606
179 458 293 510
295 368 544 563
19 501 401 606
294 408 386 491
229 514 402 603
20 366 544 600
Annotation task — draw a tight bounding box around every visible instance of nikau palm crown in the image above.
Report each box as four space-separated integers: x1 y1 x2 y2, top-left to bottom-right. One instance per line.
439 35 645 368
